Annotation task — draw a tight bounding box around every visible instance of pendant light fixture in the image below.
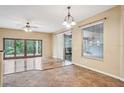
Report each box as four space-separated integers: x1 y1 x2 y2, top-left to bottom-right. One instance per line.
62 6 76 28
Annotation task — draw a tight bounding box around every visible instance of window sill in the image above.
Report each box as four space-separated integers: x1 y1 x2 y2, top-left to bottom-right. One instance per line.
82 56 103 62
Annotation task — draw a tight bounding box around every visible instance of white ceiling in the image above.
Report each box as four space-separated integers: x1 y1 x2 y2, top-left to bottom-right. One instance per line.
0 5 115 33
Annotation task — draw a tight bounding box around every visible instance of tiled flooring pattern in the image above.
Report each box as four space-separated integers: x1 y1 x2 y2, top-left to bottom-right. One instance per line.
3 62 124 87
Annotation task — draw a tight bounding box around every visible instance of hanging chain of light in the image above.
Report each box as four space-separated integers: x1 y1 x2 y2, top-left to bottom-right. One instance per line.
24 22 32 32
62 6 76 28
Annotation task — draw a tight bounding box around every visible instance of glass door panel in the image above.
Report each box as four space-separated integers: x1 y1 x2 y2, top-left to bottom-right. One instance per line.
15 40 25 57
26 40 35 56
4 39 15 58
35 40 42 56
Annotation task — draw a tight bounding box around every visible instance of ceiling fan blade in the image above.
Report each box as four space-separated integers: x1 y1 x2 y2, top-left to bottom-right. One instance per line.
30 26 39 28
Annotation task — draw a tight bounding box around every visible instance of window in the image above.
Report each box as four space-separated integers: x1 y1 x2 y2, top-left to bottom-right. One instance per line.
4 39 15 58
16 40 25 57
26 40 35 56
35 40 42 56
82 22 103 60
4 38 42 59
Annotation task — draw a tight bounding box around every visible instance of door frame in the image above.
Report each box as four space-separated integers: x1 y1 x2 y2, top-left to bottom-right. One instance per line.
64 31 72 61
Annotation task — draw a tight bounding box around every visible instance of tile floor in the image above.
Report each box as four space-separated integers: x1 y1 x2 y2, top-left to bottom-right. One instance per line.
3 57 124 87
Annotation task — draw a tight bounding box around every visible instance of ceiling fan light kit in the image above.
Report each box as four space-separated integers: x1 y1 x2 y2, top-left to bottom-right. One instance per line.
62 6 76 29
24 28 32 32
24 22 32 32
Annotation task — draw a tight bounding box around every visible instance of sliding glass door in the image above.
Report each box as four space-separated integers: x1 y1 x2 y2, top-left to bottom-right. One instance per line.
4 38 42 59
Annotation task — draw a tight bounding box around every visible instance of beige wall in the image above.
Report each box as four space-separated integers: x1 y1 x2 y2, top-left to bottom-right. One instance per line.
72 6 121 77
0 52 3 87
0 28 53 58
120 6 124 79
53 6 124 79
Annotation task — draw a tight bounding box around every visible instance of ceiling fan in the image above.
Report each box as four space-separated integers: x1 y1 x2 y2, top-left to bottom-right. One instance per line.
22 22 39 32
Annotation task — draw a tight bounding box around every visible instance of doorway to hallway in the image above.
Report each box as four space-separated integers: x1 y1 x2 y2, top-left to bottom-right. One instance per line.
53 31 72 62
64 32 72 61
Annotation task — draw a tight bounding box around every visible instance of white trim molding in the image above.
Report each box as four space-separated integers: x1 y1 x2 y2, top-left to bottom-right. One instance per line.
73 62 124 81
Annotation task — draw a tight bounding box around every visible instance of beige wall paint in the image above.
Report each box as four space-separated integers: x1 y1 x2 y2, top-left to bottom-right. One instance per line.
0 52 3 87
0 28 53 58
53 6 124 79
120 6 124 79
72 6 121 77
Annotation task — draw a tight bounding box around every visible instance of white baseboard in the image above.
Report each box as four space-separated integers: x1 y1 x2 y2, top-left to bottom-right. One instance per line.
73 62 124 81
119 78 124 81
